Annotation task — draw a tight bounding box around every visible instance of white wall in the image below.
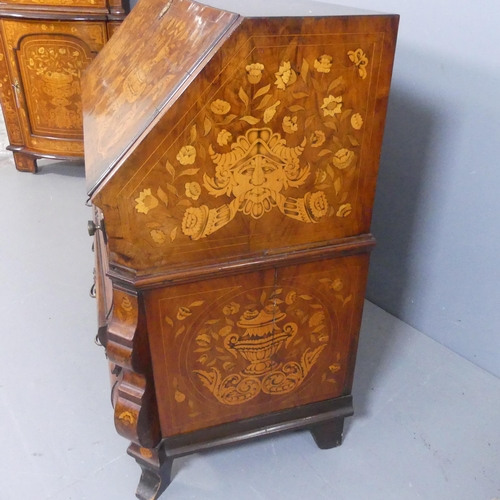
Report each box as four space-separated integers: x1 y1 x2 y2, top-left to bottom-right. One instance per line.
323 0 500 377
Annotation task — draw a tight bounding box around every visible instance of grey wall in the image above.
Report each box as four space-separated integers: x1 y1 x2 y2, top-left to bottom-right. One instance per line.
323 0 500 377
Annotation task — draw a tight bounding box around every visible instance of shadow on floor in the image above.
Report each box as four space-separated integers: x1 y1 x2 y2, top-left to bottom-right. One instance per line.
37 159 85 178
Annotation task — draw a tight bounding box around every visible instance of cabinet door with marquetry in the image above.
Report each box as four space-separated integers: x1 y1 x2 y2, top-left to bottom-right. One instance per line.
0 19 107 166
145 254 369 437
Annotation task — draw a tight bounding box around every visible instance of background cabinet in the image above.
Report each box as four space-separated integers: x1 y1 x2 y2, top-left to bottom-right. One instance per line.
0 0 127 172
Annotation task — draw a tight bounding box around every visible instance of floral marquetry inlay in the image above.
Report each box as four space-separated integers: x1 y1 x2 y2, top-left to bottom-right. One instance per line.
14 32 101 141
148 258 369 435
163 285 339 408
129 42 373 252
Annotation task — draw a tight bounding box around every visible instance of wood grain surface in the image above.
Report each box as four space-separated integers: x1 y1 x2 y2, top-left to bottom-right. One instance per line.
89 12 398 281
85 1 398 495
0 0 127 172
83 0 239 191
145 254 369 436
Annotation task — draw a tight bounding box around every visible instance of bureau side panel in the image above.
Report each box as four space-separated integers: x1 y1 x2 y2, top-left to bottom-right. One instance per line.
144 253 369 437
94 15 397 276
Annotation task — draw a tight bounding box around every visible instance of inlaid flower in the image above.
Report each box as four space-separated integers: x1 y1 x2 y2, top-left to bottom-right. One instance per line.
223 302 240 315
176 145 196 165
292 308 305 318
310 130 326 148
348 48 369 79
315 169 327 184
38 47 45 54
58 48 66 54
185 181 201 200
174 390 186 402
214 164 231 185
210 99 231 115
150 229 166 244
245 62 265 84
196 333 211 346
263 101 280 123
282 116 298 134
331 278 344 291
217 129 232 146
135 188 159 215
309 311 326 327
274 61 297 90
336 203 352 218
181 206 208 239
308 191 329 219
285 291 297 305
332 148 355 170
351 113 363 130
314 54 333 73
177 306 192 320
242 309 259 320
139 448 153 458
321 95 343 117
329 363 341 373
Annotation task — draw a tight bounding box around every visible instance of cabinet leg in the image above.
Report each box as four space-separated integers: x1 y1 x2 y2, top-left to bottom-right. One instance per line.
128 443 173 500
310 418 345 450
13 152 38 173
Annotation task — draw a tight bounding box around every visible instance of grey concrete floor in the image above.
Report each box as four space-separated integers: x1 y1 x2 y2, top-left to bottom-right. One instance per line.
0 120 499 499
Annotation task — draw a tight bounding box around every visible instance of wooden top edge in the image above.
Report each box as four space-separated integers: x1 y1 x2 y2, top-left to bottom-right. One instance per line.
107 234 376 291
196 0 391 18
0 6 120 19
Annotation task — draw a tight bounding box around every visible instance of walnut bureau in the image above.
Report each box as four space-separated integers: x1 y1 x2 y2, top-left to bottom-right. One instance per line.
83 1 398 498
0 0 127 173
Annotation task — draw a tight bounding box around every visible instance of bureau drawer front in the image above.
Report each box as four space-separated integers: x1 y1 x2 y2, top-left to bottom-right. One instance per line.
145 253 369 437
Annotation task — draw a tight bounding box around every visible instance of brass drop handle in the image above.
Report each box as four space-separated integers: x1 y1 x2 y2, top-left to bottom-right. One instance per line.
88 220 101 236
90 267 97 298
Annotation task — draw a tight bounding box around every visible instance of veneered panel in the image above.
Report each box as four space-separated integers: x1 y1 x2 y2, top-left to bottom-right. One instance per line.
83 0 239 193
93 15 397 277
18 35 94 139
145 253 369 436
2 19 107 155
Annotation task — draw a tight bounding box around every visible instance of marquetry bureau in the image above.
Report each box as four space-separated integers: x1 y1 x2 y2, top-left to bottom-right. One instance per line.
0 0 127 173
83 0 398 497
